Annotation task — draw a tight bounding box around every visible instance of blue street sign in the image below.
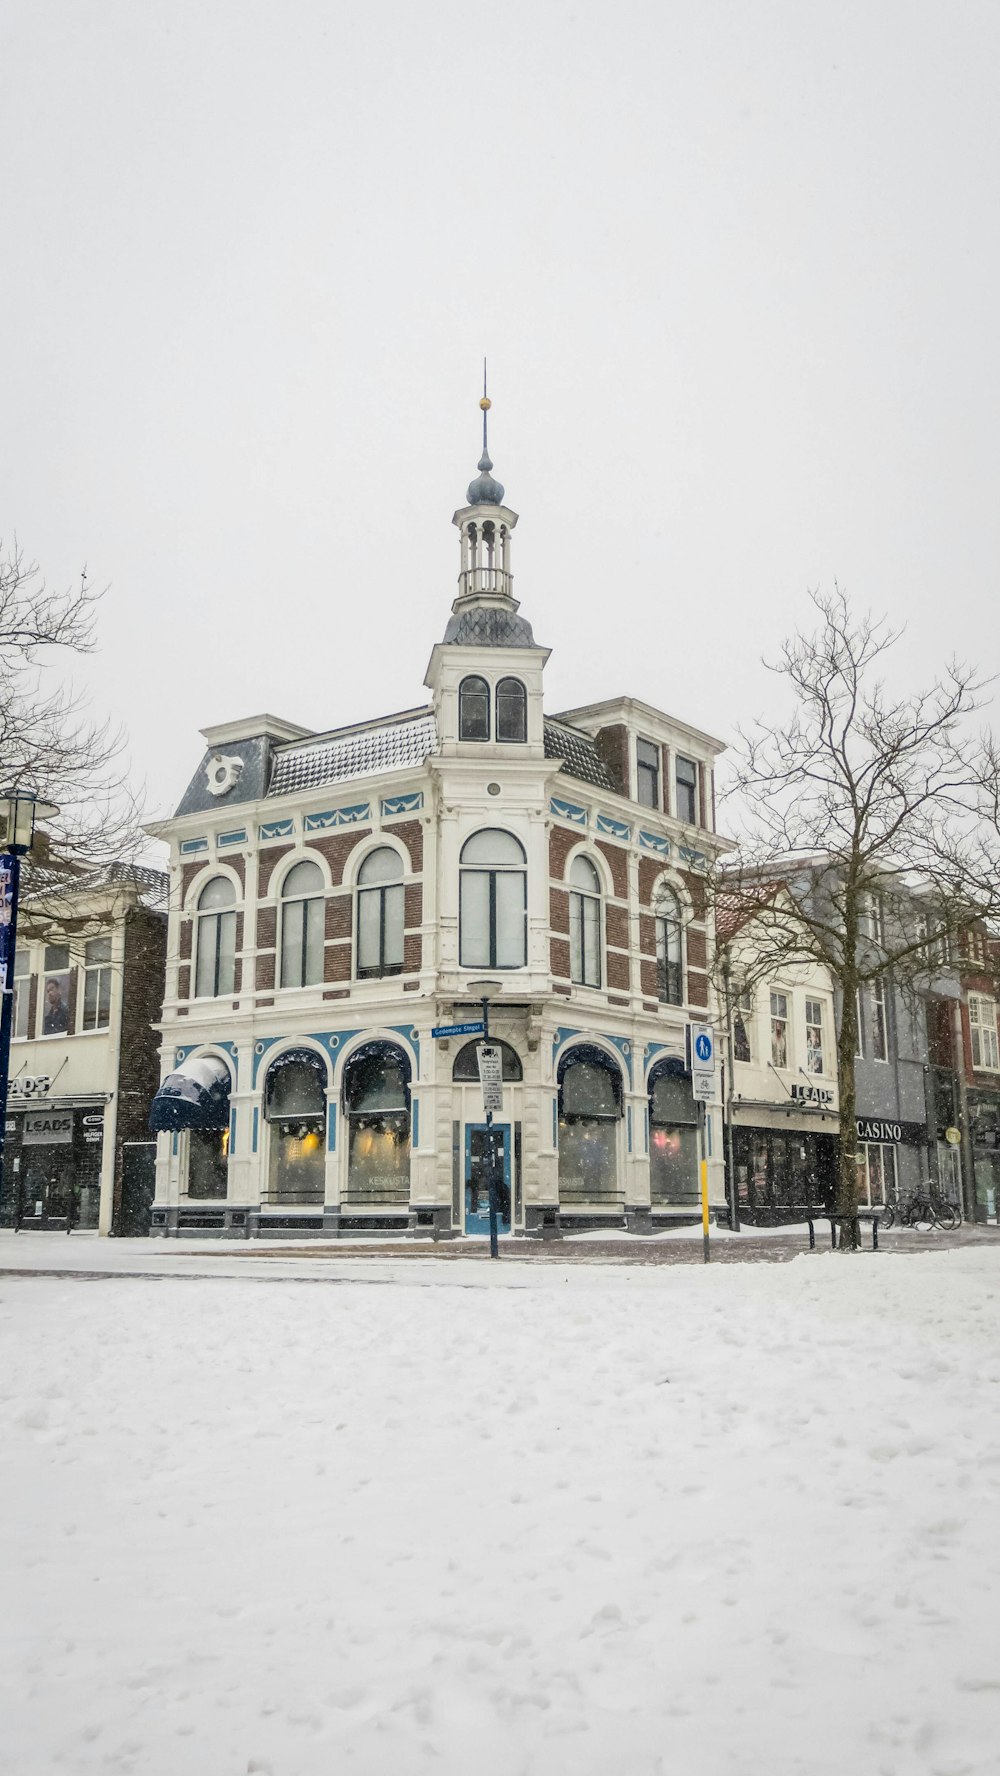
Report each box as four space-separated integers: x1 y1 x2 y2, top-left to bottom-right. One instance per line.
694 1031 713 1063
431 1021 485 1039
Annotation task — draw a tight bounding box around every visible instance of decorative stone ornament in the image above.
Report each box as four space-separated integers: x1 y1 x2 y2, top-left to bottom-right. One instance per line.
205 753 245 798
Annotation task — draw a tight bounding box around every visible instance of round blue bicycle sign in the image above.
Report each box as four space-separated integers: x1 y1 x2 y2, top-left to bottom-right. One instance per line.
694 1032 713 1062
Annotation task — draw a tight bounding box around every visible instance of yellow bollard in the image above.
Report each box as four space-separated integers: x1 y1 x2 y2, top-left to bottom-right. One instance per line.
701 1157 710 1264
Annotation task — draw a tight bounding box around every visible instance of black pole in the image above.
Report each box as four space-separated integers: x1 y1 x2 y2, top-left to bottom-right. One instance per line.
0 850 22 1230
482 996 499 1260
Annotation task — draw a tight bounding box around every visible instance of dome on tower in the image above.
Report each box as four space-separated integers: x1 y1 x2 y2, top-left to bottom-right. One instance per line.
467 448 505 507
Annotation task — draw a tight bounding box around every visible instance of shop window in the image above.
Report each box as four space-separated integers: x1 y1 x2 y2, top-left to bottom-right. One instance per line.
636 738 660 810
195 877 237 999
81 935 113 1031
356 848 405 978
343 1042 411 1206
770 991 789 1069
869 895 885 947
496 678 527 743
970 995 1000 1071
856 1141 896 1208
654 885 683 1005
557 1046 622 1204
855 986 865 1058
279 860 324 989
733 985 753 1063
188 1127 230 1199
648 1062 699 1206
872 978 889 1062
452 1038 523 1081
11 947 30 1040
460 829 526 969
569 855 602 988
264 1050 326 1205
459 675 491 741
675 756 698 825
805 998 825 1075
41 944 71 1036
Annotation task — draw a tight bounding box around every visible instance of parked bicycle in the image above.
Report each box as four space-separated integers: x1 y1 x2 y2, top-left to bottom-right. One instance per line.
877 1195 960 1232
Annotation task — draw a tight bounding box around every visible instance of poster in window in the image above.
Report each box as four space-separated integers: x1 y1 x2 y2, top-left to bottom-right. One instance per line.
42 972 71 1035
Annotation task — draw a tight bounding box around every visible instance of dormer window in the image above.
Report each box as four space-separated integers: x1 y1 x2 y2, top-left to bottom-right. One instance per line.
636 739 660 809
496 678 527 743
459 675 490 741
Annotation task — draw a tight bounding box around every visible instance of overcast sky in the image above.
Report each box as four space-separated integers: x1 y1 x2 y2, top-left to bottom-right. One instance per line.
2 1 997 830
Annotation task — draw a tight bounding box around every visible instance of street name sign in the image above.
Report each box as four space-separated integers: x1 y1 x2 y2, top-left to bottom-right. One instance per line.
431 1021 485 1039
476 1043 504 1114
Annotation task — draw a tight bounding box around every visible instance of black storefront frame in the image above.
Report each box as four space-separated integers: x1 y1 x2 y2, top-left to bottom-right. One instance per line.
1 1105 104 1229
733 1124 838 1217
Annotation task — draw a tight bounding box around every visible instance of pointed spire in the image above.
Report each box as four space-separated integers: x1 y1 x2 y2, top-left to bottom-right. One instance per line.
467 358 505 505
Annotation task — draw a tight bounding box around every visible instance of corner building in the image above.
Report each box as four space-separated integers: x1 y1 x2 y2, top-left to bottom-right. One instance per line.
149 421 728 1237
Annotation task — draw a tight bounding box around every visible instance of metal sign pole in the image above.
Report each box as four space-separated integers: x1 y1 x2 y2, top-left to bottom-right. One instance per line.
0 851 22 1230
481 996 499 1260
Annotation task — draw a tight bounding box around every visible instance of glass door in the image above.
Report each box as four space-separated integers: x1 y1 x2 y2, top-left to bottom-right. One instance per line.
464 1124 512 1236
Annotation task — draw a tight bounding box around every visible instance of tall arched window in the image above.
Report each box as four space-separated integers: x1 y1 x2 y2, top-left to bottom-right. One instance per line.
459 675 490 741
648 1060 699 1205
280 859 325 988
452 1038 523 1081
557 1045 623 1204
356 848 405 978
496 677 527 743
569 855 602 987
264 1049 327 1205
343 1043 411 1206
195 876 237 999
460 830 527 969
655 884 684 1005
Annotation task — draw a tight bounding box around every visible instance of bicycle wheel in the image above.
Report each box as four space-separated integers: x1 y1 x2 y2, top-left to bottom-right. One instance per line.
878 1201 895 1230
910 1200 935 1232
934 1201 959 1232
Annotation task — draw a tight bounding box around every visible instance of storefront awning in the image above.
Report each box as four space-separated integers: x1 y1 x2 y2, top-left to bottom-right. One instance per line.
150 1054 231 1132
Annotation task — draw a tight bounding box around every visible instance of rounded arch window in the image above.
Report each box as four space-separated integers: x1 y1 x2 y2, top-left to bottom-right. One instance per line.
264 1049 327 1206
459 675 491 742
195 876 237 1000
648 1058 698 1206
343 1042 411 1207
460 830 526 969
569 854 602 988
557 1044 622 1206
356 847 405 979
654 882 684 1006
496 677 527 744
452 1038 523 1082
280 859 325 989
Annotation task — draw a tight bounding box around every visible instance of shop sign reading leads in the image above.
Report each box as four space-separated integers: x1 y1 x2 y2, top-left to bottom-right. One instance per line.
476 1043 504 1115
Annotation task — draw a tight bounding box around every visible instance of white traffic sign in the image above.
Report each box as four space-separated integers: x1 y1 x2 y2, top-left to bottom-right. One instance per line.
476 1043 504 1114
689 1022 716 1103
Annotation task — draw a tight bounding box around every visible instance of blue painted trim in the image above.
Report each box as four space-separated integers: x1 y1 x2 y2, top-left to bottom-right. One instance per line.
304 802 371 832
644 1106 649 1154
552 1096 558 1147
327 1102 337 1153
463 1122 512 1234
171 1132 178 1156
638 829 671 855
251 1031 361 1089
218 828 247 848
627 1104 633 1153
259 819 294 842
595 813 631 842
706 1114 713 1158
229 1106 237 1154
550 795 588 826
412 1097 419 1147
381 792 423 817
180 837 208 855
552 1025 633 1086
679 844 707 869
252 1106 259 1155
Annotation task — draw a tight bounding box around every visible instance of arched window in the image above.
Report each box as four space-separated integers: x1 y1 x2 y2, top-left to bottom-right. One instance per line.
356 848 405 978
496 677 527 743
452 1038 524 1081
459 675 491 741
460 829 526 969
655 884 684 1005
557 1045 623 1204
194 876 237 999
343 1042 411 1207
648 1060 699 1206
569 855 602 988
280 859 325 989
264 1049 327 1205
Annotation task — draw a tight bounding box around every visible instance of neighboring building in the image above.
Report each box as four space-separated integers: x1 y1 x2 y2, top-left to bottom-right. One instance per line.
925 922 1000 1219
0 862 168 1232
146 414 729 1238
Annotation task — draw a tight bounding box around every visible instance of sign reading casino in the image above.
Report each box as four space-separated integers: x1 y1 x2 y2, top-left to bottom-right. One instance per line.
855 1116 927 1146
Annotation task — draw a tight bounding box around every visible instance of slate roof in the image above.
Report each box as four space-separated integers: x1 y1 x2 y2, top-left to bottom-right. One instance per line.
543 719 615 791
21 860 169 911
269 710 439 797
443 607 536 648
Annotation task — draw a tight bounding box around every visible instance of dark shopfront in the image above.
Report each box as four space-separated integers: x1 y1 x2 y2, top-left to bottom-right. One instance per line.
734 1121 838 1217
1 1104 105 1229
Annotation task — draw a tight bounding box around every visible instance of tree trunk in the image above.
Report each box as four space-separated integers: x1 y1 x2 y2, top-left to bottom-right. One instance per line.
836 967 861 1250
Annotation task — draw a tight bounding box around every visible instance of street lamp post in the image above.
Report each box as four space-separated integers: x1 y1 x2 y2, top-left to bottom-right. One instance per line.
0 793 58 1230
470 978 502 1260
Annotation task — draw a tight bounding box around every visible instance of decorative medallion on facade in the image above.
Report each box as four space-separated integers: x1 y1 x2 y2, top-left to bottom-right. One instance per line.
381 792 424 817
205 753 245 798
304 802 371 833
596 813 631 842
550 796 588 826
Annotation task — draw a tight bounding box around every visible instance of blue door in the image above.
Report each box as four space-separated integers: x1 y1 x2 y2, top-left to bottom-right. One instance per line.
464 1124 512 1236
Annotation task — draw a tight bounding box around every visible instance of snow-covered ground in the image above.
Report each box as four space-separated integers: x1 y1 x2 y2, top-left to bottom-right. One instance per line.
2 1250 999 1775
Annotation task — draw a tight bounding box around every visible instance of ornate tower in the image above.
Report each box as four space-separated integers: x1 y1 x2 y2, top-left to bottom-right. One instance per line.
443 373 534 649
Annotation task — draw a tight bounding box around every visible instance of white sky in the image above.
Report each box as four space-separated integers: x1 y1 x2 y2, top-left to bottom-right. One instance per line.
1 1 997 822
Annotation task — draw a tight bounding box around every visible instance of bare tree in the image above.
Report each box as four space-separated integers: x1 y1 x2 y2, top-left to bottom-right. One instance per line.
713 588 989 1247
0 538 141 880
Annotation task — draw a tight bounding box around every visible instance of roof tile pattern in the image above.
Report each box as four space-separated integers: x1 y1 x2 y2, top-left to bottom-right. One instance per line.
543 720 615 790
269 713 439 797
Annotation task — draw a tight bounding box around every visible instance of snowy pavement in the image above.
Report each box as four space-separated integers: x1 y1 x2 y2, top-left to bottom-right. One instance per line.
2 1249 1000 1774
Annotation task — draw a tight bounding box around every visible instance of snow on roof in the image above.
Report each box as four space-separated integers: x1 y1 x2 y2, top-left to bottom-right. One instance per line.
543 719 615 790
269 710 439 797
